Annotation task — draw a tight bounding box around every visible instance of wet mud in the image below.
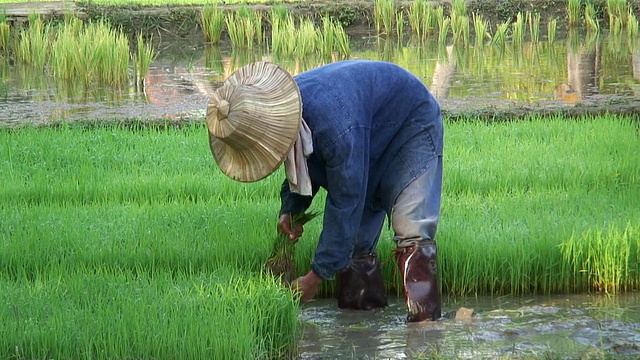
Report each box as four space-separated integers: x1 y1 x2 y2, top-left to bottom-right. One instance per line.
298 294 640 359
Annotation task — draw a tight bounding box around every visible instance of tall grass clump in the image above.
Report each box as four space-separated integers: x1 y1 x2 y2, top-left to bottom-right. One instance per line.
585 1 600 33
607 0 628 26
374 0 396 35
225 7 262 49
133 33 156 88
201 5 225 44
512 12 526 47
438 17 450 45
15 13 50 70
0 14 10 53
492 21 510 49
472 13 490 48
408 0 437 40
561 224 637 294
567 0 582 27
296 18 319 57
627 8 639 38
270 7 296 56
527 11 541 43
319 16 350 59
547 17 557 44
48 18 130 87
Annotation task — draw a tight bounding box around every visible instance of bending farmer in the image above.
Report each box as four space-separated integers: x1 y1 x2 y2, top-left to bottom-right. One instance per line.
206 60 444 322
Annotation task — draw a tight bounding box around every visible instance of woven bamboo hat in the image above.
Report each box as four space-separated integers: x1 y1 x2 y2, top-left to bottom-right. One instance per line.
206 61 302 182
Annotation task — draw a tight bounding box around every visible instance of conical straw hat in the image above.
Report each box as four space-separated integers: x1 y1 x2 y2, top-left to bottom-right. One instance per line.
206 61 302 182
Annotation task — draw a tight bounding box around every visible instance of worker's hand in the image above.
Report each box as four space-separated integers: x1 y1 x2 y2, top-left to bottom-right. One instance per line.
277 213 304 241
291 270 323 303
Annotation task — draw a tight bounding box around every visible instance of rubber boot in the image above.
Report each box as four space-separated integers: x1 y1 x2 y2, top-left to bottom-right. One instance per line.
395 241 441 322
336 253 388 310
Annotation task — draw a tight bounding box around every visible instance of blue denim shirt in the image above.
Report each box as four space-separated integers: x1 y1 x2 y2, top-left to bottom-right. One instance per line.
279 60 443 279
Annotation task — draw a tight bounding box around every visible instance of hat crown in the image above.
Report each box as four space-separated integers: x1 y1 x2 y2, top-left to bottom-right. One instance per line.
206 62 302 182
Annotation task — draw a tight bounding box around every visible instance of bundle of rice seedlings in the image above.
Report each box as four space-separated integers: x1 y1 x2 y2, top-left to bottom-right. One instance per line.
264 211 320 284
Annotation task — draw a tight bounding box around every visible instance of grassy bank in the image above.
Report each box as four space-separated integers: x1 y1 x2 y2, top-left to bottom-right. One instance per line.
1 115 639 358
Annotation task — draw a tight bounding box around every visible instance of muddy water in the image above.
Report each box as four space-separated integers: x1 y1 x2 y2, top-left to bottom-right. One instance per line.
1 32 640 127
298 294 640 359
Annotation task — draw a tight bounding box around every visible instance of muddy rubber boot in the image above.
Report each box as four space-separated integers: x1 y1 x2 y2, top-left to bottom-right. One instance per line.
336 253 388 310
395 241 441 322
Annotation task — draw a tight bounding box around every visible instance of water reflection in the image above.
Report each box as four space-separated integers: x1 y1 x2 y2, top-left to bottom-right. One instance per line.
299 294 640 359
1 32 639 126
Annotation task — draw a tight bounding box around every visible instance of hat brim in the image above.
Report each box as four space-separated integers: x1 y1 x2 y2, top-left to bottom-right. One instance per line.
207 62 302 182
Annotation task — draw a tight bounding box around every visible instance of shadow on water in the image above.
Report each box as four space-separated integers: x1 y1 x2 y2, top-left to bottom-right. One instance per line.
299 294 640 359
1 30 640 126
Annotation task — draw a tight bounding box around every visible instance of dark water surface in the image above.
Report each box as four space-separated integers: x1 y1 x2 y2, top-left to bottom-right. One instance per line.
299 294 640 359
1 32 639 126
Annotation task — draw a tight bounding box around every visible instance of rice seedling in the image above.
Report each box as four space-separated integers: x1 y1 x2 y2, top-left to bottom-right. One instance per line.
225 6 262 49
472 13 490 48
471 13 490 48
585 1 600 33
407 0 437 39
450 13 469 46
0 14 10 52
1 115 638 309
511 12 526 47
627 8 638 38
567 0 581 27
15 13 50 70
396 11 405 40
374 0 395 35
607 0 628 26
527 11 541 43
270 8 296 56
132 33 156 87
295 17 318 57
610 15 623 35
547 17 557 44
438 17 450 45
452 0 467 18
319 16 350 59
200 4 225 44
264 212 320 283
492 20 510 49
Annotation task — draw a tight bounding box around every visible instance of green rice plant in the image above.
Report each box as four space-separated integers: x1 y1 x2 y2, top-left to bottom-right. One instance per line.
511 12 526 47
264 212 319 283
472 13 490 48
0 14 11 52
15 13 50 69
84 20 130 87
132 33 156 87
627 8 638 38
585 1 600 33
567 0 581 27
396 11 405 39
319 16 350 59
201 5 225 44
492 20 510 49
225 7 262 49
607 0 627 26
547 17 557 44
270 8 296 56
295 17 318 57
560 224 636 294
374 0 395 35
452 0 467 18
438 17 450 45
610 15 623 35
407 0 437 39
527 11 541 43
450 12 469 46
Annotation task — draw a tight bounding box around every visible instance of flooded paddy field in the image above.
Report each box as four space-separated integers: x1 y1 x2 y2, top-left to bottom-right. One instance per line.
1 30 640 126
299 294 640 359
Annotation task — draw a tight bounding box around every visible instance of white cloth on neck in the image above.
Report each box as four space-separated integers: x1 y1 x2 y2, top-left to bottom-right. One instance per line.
285 119 313 196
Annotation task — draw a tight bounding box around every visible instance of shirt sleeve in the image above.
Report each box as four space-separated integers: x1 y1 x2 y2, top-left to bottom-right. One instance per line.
311 126 369 280
279 178 317 216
